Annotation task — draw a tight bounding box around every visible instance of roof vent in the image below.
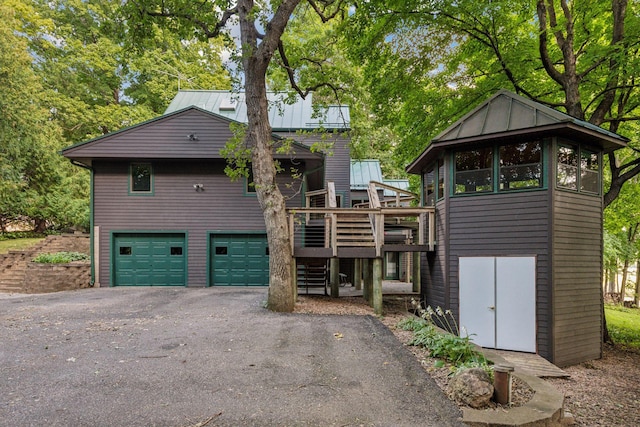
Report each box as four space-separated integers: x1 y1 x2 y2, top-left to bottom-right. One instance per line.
219 98 237 112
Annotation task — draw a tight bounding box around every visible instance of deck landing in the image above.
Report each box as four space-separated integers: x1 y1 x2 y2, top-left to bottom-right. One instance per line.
482 348 569 378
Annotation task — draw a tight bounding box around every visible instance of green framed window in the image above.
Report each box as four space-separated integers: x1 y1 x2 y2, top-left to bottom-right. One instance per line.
556 144 578 190
499 141 542 191
580 149 599 193
423 157 445 205
454 147 493 194
130 163 152 193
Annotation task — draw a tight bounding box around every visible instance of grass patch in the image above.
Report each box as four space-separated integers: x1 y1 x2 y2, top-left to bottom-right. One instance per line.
0 238 45 254
32 252 89 264
606 304 640 350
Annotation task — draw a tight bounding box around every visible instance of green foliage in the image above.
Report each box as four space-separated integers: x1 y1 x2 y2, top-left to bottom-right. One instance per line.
397 316 427 331
32 251 89 264
606 305 640 350
0 232 46 241
400 300 492 375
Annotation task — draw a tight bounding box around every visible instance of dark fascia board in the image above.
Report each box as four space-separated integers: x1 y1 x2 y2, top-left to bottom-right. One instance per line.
60 105 322 160
406 122 628 175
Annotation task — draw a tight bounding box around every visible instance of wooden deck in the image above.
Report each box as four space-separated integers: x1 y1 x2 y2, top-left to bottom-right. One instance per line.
482 348 569 378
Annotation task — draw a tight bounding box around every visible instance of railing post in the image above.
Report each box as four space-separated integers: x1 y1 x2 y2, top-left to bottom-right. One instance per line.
289 213 295 254
375 213 384 258
418 212 425 245
331 213 338 257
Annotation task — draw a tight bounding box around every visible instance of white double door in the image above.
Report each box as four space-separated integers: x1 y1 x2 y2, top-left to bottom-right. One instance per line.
459 256 536 353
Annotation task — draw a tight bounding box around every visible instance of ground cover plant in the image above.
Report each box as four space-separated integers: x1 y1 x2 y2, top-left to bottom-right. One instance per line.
398 301 492 378
32 252 89 264
605 304 640 350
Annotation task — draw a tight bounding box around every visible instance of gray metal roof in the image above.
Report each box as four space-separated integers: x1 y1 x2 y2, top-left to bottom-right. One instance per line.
434 89 627 143
407 89 628 174
165 90 350 131
350 160 383 190
382 179 410 196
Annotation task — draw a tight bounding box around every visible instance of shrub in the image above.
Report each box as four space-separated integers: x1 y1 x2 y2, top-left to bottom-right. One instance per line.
32 252 89 264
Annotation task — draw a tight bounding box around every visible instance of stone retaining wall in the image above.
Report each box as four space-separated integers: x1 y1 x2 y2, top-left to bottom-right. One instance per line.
23 262 91 293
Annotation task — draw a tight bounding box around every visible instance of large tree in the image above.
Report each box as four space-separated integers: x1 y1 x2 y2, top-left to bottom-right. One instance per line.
346 0 640 207
124 0 347 312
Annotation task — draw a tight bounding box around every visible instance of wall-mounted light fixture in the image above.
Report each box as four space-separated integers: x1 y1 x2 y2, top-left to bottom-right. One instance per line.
187 133 199 141
193 183 205 191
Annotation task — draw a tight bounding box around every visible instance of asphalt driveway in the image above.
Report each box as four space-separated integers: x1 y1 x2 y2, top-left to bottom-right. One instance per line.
0 288 463 426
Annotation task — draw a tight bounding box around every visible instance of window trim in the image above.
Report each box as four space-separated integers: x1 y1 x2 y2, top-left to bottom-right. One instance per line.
555 141 601 195
450 140 547 197
129 163 154 195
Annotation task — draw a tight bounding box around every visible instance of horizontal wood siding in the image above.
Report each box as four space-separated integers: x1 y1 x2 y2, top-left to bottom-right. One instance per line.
94 160 303 287
552 190 603 366
68 110 235 159
447 191 551 359
277 132 351 206
422 198 447 309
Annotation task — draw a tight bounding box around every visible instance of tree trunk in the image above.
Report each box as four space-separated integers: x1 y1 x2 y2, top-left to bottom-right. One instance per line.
635 259 640 307
238 0 300 312
620 258 629 304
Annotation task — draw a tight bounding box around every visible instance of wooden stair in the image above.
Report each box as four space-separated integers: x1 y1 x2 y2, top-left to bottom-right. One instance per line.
335 214 376 248
297 260 328 295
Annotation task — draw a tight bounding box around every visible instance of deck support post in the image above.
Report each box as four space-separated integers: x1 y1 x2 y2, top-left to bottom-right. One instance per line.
354 258 362 290
412 252 421 293
330 258 340 298
363 259 372 302
373 257 383 315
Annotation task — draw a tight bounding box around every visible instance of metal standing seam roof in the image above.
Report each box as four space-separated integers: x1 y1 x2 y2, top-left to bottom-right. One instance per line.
165 90 350 131
382 179 410 196
350 160 384 189
406 89 629 174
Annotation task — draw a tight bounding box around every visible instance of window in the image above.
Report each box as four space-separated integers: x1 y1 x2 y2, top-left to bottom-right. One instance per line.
499 141 542 190
455 147 493 194
245 168 256 194
170 247 183 256
556 145 578 190
437 158 445 200
131 163 152 193
119 247 132 255
423 157 445 205
424 166 436 206
215 246 228 255
580 150 599 193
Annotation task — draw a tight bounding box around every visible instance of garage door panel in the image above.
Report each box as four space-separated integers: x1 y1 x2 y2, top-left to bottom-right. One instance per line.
114 233 186 286
211 234 269 286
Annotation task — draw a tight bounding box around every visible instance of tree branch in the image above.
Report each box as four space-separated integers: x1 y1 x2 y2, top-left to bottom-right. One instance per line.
306 0 345 23
143 4 238 39
536 0 565 86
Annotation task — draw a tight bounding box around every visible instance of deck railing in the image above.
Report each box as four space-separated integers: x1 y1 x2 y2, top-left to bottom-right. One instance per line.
287 206 435 257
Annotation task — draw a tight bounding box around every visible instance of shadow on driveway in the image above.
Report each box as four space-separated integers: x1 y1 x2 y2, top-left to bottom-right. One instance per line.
0 288 463 426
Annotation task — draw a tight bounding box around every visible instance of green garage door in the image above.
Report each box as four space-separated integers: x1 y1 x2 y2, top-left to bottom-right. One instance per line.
114 233 186 286
210 234 269 286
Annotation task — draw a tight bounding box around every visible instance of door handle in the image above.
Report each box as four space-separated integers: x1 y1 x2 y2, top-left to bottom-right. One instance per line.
488 306 495 310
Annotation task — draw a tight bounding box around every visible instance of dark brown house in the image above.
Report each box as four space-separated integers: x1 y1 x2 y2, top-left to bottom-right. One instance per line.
406 90 628 366
62 91 350 288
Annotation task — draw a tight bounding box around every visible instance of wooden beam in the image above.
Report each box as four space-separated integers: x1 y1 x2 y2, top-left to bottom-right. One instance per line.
354 258 362 290
363 259 371 302
330 258 340 298
412 252 421 293
373 258 383 315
